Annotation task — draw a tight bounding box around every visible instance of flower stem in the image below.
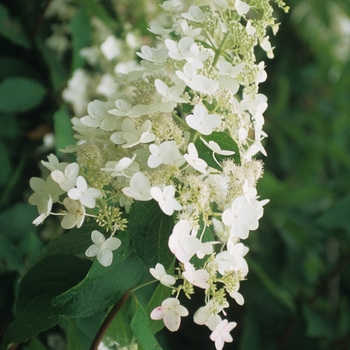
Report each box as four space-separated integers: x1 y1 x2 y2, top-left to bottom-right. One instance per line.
212 31 231 67
89 290 130 350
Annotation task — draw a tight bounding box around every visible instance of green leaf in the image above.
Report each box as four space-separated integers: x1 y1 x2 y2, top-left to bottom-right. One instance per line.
303 305 334 338
318 196 350 232
38 223 98 261
0 113 18 138
128 200 174 270
76 0 117 30
0 57 38 80
36 40 69 92
70 8 92 70
0 202 38 241
25 337 47 350
0 140 11 186
53 105 76 156
2 254 91 349
195 131 240 171
52 233 150 318
249 258 295 312
0 4 30 48
105 294 138 347
0 236 24 273
130 305 162 350
67 319 84 350
0 77 46 113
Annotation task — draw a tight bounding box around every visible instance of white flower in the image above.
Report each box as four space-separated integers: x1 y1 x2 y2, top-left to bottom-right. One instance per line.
100 35 122 61
137 45 168 64
246 20 256 35
176 63 219 95
228 281 245 305
184 143 208 174
194 301 225 331
200 138 235 156
227 241 249 275
165 37 195 60
68 176 101 209
215 251 236 275
81 100 119 131
150 263 176 287
182 262 209 289
235 0 249 16
85 230 121 267
210 319 237 350
101 155 138 177
260 36 274 59
108 99 149 118
150 185 183 216
51 162 80 191
32 195 52 226
29 176 64 205
181 5 209 23
150 298 188 332
148 141 185 168
41 154 68 172
222 196 265 239
155 79 187 112
168 219 201 263
186 105 221 135
110 119 155 148
122 172 152 201
61 197 85 229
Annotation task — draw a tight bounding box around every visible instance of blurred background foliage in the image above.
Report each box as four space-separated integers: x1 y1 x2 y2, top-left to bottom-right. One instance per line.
0 0 350 349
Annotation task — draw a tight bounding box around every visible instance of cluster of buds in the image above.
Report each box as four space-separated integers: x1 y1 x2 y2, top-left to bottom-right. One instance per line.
29 0 288 349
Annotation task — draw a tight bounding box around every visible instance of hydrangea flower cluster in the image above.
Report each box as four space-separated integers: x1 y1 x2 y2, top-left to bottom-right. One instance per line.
29 0 288 348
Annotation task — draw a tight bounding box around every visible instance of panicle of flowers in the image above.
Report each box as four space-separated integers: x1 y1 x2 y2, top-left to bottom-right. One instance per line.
29 0 287 348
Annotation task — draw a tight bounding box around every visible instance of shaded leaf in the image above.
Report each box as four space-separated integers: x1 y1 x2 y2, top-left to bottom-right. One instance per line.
318 196 350 232
52 233 150 318
249 258 295 312
130 305 162 350
303 305 334 338
2 254 91 349
67 319 84 350
0 236 24 273
0 77 45 113
0 4 30 48
53 105 76 156
128 200 174 270
105 294 138 347
39 223 99 261
0 140 11 186
70 8 92 70
195 131 240 171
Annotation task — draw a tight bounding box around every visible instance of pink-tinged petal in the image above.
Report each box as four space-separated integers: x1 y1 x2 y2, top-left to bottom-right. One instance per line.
150 306 165 320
